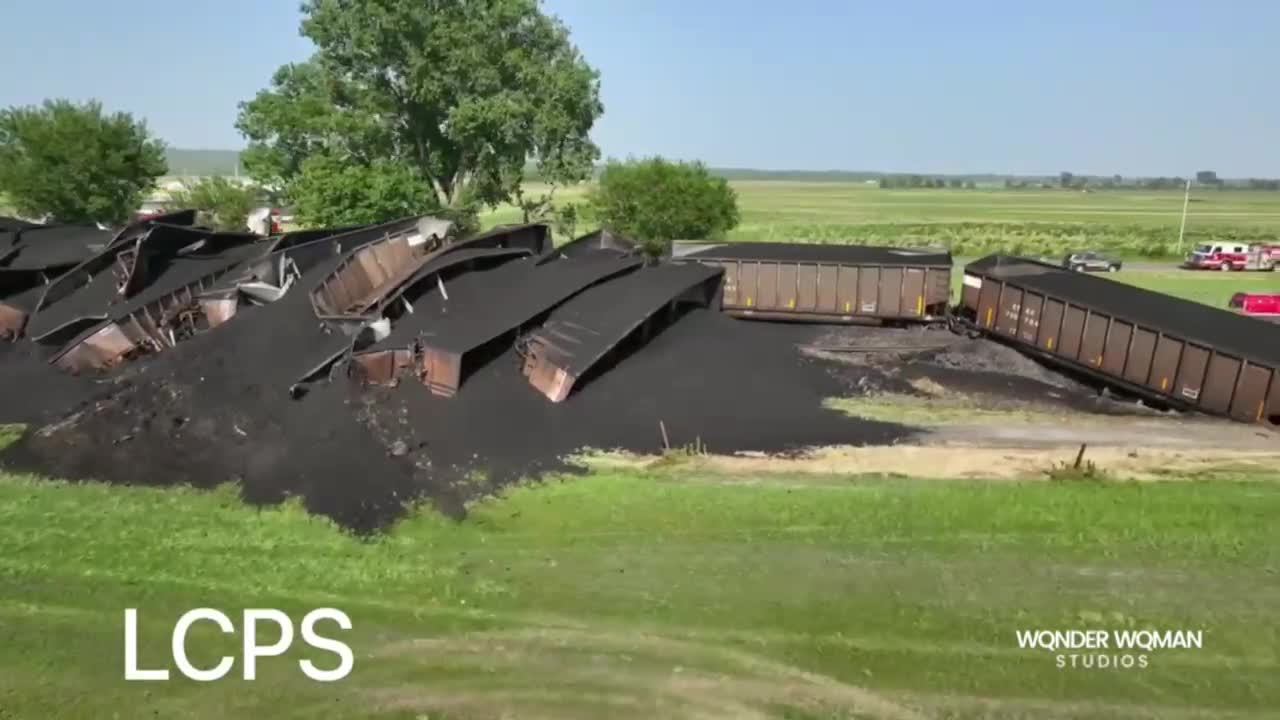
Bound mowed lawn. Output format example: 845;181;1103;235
1116;270;1280;307
1;458;1278;719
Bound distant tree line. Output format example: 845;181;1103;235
994;169;1280;192
879;175;976;189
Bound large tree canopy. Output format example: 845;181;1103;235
237;0;603;224
0;99;167;225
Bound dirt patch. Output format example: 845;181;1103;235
596;444;1280;482
808;326;1169;418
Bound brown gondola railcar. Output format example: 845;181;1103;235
676;242;952;324
961;255;1280;427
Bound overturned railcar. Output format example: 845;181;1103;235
677;242;952;323
960;255;1280;427
519;262;723;402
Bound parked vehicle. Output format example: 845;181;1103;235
1061;250;1122;272
1229;292;1280;322
1183;243;1278;271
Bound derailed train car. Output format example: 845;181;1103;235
676;242;952;324
960;255;1280;426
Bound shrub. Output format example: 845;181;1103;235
587;157;739;256
288;155;442;227
170;177;260;232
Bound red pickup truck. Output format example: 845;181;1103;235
1229;292;1280;321
1185;243;1280;271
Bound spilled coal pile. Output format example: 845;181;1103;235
0;219;913;532
1;308;906;531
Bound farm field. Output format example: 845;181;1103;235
2;463;1278;719
485;182;1280;258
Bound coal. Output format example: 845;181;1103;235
423;254;644;354
1;225;113;270
684;241;952;267
0;250;421;531
25;268;119;340
355;310;911;502
1;298;911;531
0;340;114;424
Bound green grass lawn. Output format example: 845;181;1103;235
1116;270;1280;306
1;464;1277;719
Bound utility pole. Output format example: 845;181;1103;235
1177;178;1192;253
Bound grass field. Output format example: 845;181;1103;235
1;465;1277;719
1116;270;1280;306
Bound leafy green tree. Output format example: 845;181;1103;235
0;99;166;224
587;157;739;256
551;202;580;241
1059;171;1074;188
288;155;444;228
170;177;260;232
236;0;602;226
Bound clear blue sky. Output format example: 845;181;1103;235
2;0;1276;176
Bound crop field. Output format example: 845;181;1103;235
2;460;1278;719
485;180;1279;308
488;182;1280;258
